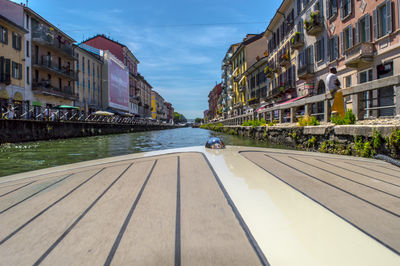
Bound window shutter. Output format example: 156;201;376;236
340;0;344;19
309;46;314;66
12;33;16;49
386;0;392;34
0;26;2;43
348;0;352;16
4;28;8;44
349;24;353;48
327;38;331;60
355;21;359;44
19;63;22;79
5;59;10;76
319;0;324;17
340;31;344;55
18;36;21;50
12;61;15;78
314;42;318;61
335;36;339;59
366;14;371;42
326;0;331;17
0;57;4;78
333;0;338;15
321;37;325;60
373;9;378;40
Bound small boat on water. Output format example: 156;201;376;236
0;146;399;265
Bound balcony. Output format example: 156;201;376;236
0;74;11;85
269;80;295;98
297;64;315;80
305;15;324;36
32;28;74;59
344;42;374;69
290;33;304;50
279;53;290;67
33;56;78;80
32;81;78;101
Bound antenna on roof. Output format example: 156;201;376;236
26;0;28;6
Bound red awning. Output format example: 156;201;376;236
276;95;308;106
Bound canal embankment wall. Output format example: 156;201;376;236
209;125;400;159
0;120;179;144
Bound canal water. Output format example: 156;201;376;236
0;127;283;177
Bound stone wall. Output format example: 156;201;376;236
216;125;400;159
0;120;178;144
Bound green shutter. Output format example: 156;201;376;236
12;61;15;78
366;14;371;42
373;9;378;40
386;0;392;34
355;21;359;44
5;59;10;76
19;63;22;80
4;28;8;44
18;35;21;50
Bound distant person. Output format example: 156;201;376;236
8;105;14;119
325;67;341;107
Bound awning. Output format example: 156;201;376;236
0;89;9;99
94;111;114;116
14;92;23;101
55;105;80;110
276;95;308;106
32;101;42;107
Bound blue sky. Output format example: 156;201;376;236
13;0;281;118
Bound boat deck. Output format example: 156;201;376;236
0;146;399;265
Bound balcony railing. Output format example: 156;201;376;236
0;73;11;84
279;53;290;67
32;28;74;58
32;81;78;101
269;80;295;98
305;15;324;36
290;33;304;50
344;42;374;69
297;64;315;80
33;56;78;80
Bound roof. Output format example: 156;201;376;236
0;14;28;33
231;33;265;59
74;44;103;62
83;34;139;63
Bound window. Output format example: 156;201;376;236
328;35;339;61
82;56;85;73
83;78;85;88
0;26;8;44
88;59;90;74
314;37;324;62
356;15;371;43
341;25;353;53
12;32;22;50
359;69;373;84
58;78;62;89
345;75;351;88
26;14;29;29
26;66;29;84
11;61;22;79
374;0;392;39
26;41;29;57
327;0;338;18
341;0;352;19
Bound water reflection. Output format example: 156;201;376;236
0;127;278;177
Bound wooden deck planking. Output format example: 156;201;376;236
40;160;155;266
180;153;262;266
241;151;400;254
0;164;130;265
0;168;102;242
109;157;178;266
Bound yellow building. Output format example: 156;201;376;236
74;44;103;113
151;92;156;119
0;14;28;114
231;34;267;116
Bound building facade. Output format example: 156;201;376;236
74;44;103;113
151;90;165;121
231;34;268;117
220;43;239;118
82;35;140;115
136;73;152;118
208;83;222;120
0;14;28;115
